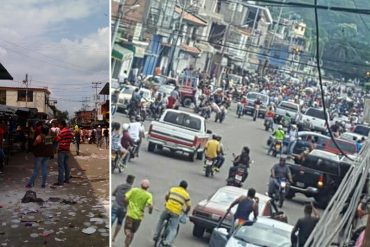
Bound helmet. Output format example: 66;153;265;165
291;124;297;129
122;123;130;131
278;125;283;130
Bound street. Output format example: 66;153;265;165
0;144;109;247
111;107;313;247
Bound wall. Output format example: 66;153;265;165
6;90;47;113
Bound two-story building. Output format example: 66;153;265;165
0;87;54;118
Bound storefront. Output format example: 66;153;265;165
111;44;134;80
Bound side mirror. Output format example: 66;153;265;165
206;130;213;134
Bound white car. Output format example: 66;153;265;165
116;86;152;112
299;107;331;133
340;132;365;142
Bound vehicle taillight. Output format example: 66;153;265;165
193;136;198;147
317;175;324;188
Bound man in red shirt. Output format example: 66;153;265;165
54;120;73;186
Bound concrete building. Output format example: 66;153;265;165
0;87;53;117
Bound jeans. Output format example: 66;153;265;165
215;155;225;169
75;140;80;153
97;137;102;148
154;210;180;246
29;157;48;186
58;151;70;184
111;205;126;225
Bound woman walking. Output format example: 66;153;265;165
26;126;54;188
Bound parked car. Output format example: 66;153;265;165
340;131;365;142
116;86;152;112
244;92;269;117
147;109;209;161
352;125;370;138
286;149;352;208
209;217;293;247
143;75;177;89
189;186;287;238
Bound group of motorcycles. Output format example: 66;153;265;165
194;92;231;123
126;97;165;122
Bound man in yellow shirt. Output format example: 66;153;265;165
153;181;191;246
204;135;221;159
124;179;153;247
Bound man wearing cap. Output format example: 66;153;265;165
124;179;153;247
112;174;135;242
153;180;192;246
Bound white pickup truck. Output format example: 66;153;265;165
298;107;330;133
275;101;300;122
147;109;210;161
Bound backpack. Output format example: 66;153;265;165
21;190;44;203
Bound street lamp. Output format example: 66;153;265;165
111;3;141;47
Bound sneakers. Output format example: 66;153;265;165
214;167;220;173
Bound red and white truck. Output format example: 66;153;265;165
147;109;210;161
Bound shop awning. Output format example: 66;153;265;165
0;63;13;80
112;44;134;61
180;44;202;56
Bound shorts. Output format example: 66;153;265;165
112;206;126;225
124;216;141;233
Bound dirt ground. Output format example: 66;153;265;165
0;143;109;247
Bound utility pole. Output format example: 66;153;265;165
166;0;186;77
217;3;237;86
92;82;102;121
112;0;126;47
81;97;90;111
22;74;29;108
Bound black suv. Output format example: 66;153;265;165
286;149;352;208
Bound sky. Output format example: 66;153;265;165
0;0;109;115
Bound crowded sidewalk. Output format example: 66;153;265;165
0;143;109;247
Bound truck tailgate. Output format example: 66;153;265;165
149;121;198;147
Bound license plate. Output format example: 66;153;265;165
206;160;213;165
211;214;220;220
296;182;305;188
235;175;242;181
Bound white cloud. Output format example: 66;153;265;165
0;0;108;113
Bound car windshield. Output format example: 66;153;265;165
305;108;326;120
279;102;298;112
247;93;269;104
211;190;242;205
233;222;291;247
121;87;135;95
353;126;370;137
163;112;201;131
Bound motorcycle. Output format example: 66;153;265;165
264;118;274;131
271;178;289;208
204;157;216;177
215;105;226;123
253;104;260;121
272;140;282;157
149;102;164;120
236;102;247;118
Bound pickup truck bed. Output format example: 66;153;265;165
147;109;209;161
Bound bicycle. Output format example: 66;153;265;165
154;214;181;247
111;151;127;173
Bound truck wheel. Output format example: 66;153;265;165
182;98;193;108
192;224;205;238
196;151;203;160
188;151;196;162
148;142;156;152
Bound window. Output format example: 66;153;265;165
278;102;298;112
17;90;33;102
354;126;370;137
305;108;326;120
163;112;201;131
0;90;5;105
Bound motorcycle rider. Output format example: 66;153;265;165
267;125;285;155
264;106;275;131
129;89;143;116
204;135;221;168
287;125;298;154
167;86;180;109
214;135;225;172
228;146;251;183
120;124;134;164
227;188;259;225
268;156;293;207
128;116;145;158
150;93;164;118
153;180;191;246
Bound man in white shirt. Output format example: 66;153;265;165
128;116;145;157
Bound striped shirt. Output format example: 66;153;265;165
165;186;191;216
56;127;73;152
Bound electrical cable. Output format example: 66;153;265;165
314;0;353;161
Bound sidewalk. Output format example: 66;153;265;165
0;144;109;247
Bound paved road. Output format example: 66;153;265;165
111;109;312;247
